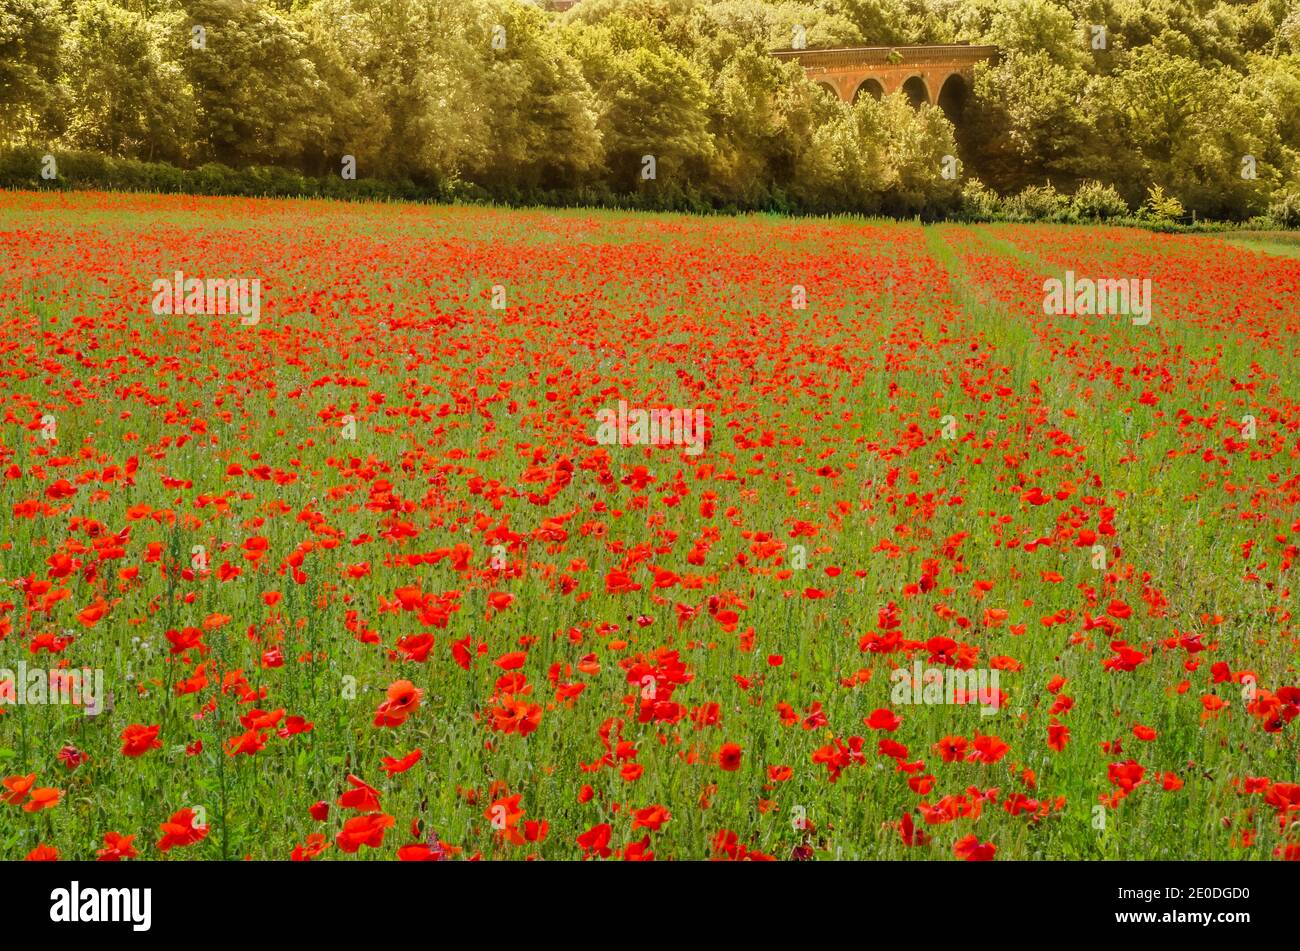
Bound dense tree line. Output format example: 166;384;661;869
3;0;1300;221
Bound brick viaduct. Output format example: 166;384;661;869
771;44;998;120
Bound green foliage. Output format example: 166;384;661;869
694;0;862;64
1003;182;1070;220
470;0;603;190
1070;179;1130;219
984;0;1084;67
964;52;1092;193
1142;182;1186;221
570;12;715;187
0;145;437;200
173;0;329;167
1088;48;1278;218
792;92;960;216
959;176;1001;218
62;1;194;163
831;0;913;45
299;0;492;185
1267;185;1300;226
0;0;67;142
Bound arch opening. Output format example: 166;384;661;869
901;76;929;109
853;78;884;103
815;81;839;100
936;73;967;123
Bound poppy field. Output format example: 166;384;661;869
0;189;1298;862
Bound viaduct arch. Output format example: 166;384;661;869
773;44;997;121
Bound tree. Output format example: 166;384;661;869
1246;52;1300;179
178;0;328;167
62;1;194;163
1088;47;1278;217
693;0;863;68
827;0;915;45
468;0;603;191
0;0;65;144
963;51;1094;193
569;14;715;189
705;46;837;205
984;0;1086;68
792;91;959;215
299;0;493;185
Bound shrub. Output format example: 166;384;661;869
1268;188;1300;228
1070;181;1129;220
959;178;1001;220
1004;184;1069;222
1141;184;1185;223
0;148;447;203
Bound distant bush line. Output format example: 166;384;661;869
5;147;1296;232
